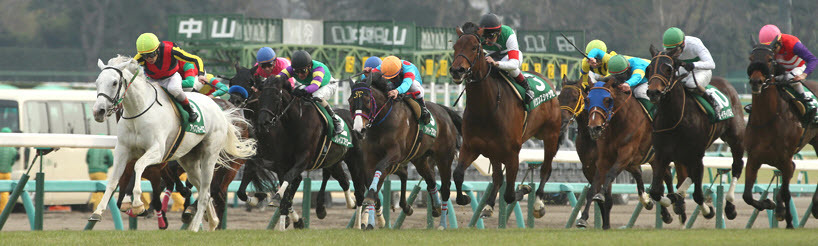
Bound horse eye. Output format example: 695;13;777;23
472;46;477;51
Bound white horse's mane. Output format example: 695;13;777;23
107;54;133;66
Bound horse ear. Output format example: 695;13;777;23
476;28;484;37
561;75;568;86
750;34;758;46
97;59;106;70
234;62;242;72
649;44;659;57
456;26;464;37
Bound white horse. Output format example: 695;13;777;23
89;56;256;232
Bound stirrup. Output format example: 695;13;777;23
744;104;752;114
188;111;199;123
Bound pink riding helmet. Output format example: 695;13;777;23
759;24;781;45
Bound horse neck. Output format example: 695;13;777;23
120;73;151;117
367;88;402;135
750;85;783;119
464;69;504;117
654;82;689;127
610;92;642;128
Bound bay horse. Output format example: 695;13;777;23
584;77;657;229
253;75;363;231
90;56;256;232
745;43;818;228
558;77;673;227
348;72;462;230
646;46;746;224
227;65;361;225
449;22;561;219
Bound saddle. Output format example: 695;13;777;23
777;86;818;124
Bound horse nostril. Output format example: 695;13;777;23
96;108;105;116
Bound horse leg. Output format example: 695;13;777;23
329;162;355;210
414;156;442;218
577;162;596;228
596;158;628;230
778;162;795;229
275;176;299;231
533;149;554;219
742;157;774;211
627;165;653;210
648;156;671;205
183;163;203;231
148;172;168;230
435;151;455;229
453;147;480;205
482;160;503;219
91;149;130;221
501;154;520;205
287;176;305;229
689;160;715;220
129;148;163;215
720;128;745;220
315;168;332;220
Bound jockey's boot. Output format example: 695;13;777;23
181;102;198;123
414;97;431;124
515;73;534;105
796;93;818;121
705;91;724;114
324;104;344;137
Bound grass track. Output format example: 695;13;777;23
3;229;818;246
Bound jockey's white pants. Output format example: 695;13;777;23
312;82;338;107
633;83;649;100
500;53;523;77
146;69;188;103
777;65;808;95
678;68;713;92
406;79;425;99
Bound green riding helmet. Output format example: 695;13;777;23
663;27;685;49
607;55;630;75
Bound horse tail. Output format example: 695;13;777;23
217;107;257;168
442;105;463;148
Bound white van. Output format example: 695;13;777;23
0;89;117;205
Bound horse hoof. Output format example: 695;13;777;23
89;213;102;221
316;207;327;220
725;202;737;220
285;217;291;229
702;205;716;219
762;199;776;210
432;206;442;218
533;200;545;219
119;202;131;212
480;205;493;219
269;194;282;207
456;194;471;206
293;218;305;229
575;219;588;228
362;189;378;206
672;201;686;216
404;206;414;216
437;225;445;230
667;193;683;203
661;208;673;224
679;213;687;224
515;185;532;201
365;224;374;231
182;207;196;224
812;203;818;219
592;193;605;203
644;200;654;210
775;203;787;221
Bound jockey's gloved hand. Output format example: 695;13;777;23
682;62;695;72
292;88;310;97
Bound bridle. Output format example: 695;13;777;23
257;87;296;129
586;83;631;134
560;83;587;127
748;44;796;94
648;53;688;133
351;85;395;130
96;67;159;120
452;33;493;84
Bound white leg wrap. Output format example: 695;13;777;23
276;216;287;231
354;206;363;230
640;193;652;207
726;177;738;203
376;208;385;228
344;190;356;209
701;203;712;214
659;196;672;207
276;181;290;197
248;196;259;207
361;207;370;226
289;207;300;222
677;177;693;196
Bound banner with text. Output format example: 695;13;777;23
169;14;282;44
282;19;323;45
324;21;416;50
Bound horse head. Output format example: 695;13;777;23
228;63;262;107
450;22;486;84
586;77;624;140
348;72;391;135
558;76;587;131
747;43;784;94
93;56;140;123
646;44;685;103
255;76;293;135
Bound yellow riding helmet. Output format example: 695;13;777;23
381;56;403;79
585;39;607;54
136;33;160;54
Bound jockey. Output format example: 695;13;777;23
582;40;619;87
479;13;534;104
361;56;382;80
178;61;228;97
754;24;818;115
662;27;722;112
134;33;202;122
276;50;343;135
363;56;431;124
254;47;295;88
607;54;651;101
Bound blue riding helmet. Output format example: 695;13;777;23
585;81;614;119
228;85;249;99
364;56;382;69
256;47;276;63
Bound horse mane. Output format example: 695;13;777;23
461;22;479;35
365;72;391;93
107;54;134;66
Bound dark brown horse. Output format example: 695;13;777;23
252;76;363;231
449;22;561;219
348;72;462;229
584;77;657;229
745;43;818;228
558;77;674;227
646;45;746;224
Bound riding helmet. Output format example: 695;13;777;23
607;55;630;75
291;50;312;70
256;47;276;63
758;24;782;45
662;27;685;49
136;33;160;54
